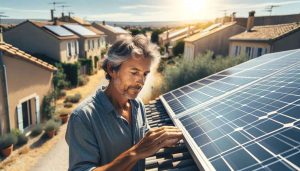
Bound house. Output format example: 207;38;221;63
0;42;56;134
61;23;104;71
159;26;202;56
92;22;130;45
159;26;201;47
229;12;300;58
183;19;245;60
3;20;80;63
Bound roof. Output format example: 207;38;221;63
230;22;300;42
0;42;57;72
28;20;79;40
184;22;239;43
70;16;91;26
160;26;196;41
62;24;101;38
145;99;199;171
92;23;130;34
84;25;105;35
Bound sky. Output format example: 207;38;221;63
0;0;300;22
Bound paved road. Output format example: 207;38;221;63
31;124;69;171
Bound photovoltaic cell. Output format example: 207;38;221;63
160;49;300;171
63;24;97;36
43;25;74;37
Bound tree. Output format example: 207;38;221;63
172;41;185;56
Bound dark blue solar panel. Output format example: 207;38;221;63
44;25;74;37
162;50;300;116
161;49;300;171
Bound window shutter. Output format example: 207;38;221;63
17;104;24;132
35;96;40;124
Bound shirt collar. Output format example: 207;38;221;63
96;89;140;115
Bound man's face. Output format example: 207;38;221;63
110;56;152;99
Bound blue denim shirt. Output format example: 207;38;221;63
65;89;149;171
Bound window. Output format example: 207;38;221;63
264;48;268;54
74;41;78;55
88;40;91;50
68;42;72;56
98;38;101;48
234;46;241;56
92;40;95;49
246;47;251;58
257;48;262;57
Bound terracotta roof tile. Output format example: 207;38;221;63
0;42;57;72
230;22;300;41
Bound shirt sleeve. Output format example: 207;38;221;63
139;99;151;133
65;113;100;171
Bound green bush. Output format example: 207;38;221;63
64;93;81;103
172;41;185;56
0;133;18;149
64;102;73;108
31;124;43;137
162;51;248;92
16;133;28;146
42;92;56;119
59;90;66;97
78;75;89;86
53;64;70;90
79;59;93;75
62;62;80;87
44;120;59;133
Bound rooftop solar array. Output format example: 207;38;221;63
63;24;97;36
43;25;74;37
160;49;300;171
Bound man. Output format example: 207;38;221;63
66;35;183;171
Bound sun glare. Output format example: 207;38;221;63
181;0;207;20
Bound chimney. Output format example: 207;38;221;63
53;17;58;25
61;12;65;18
102;20;106;25
247;11;255;32
231;12;236;22
50;9;55;21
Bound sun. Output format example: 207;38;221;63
183;0;206;14
180;0;207;20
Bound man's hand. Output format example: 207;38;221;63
130;126;183;160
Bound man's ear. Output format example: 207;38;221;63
107;62;115;79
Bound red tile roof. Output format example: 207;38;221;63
0;42;57;72
230;22;300;42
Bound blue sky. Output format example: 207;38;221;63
0;0;300;22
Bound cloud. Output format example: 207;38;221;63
0;7;48;13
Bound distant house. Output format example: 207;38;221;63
183;20;245;60
3;20;80;63
0;42;56;134
159;26;201;47
229;14;300;58
58;15;106;50
92;22;130;45
61;23;104;71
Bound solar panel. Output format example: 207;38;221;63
63;24;97;36
43;25;74;37
160;49;300;170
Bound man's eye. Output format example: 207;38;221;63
131;72;138;75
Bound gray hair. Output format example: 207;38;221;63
102;34;159;80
